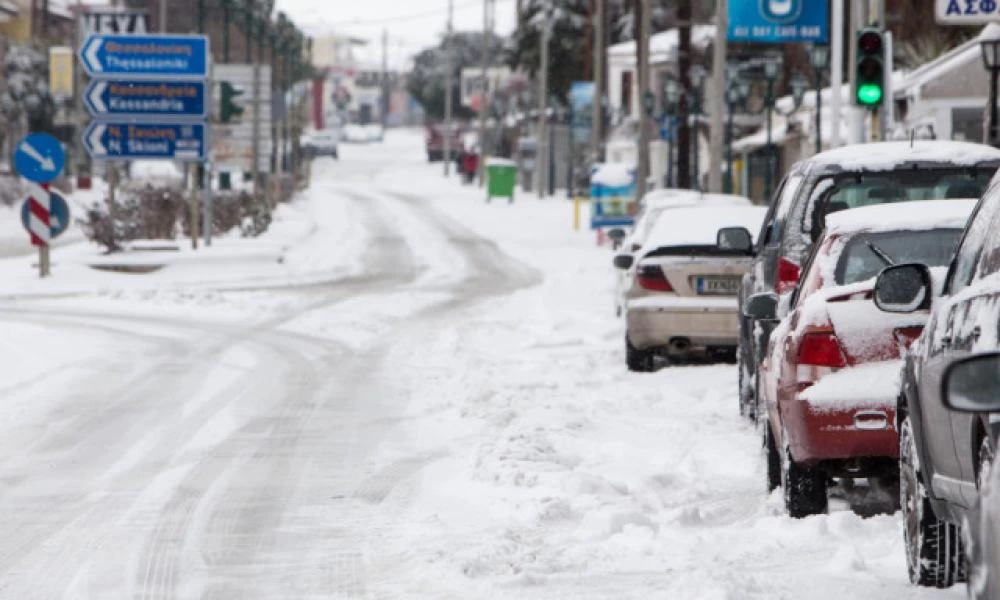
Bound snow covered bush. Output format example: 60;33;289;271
0;176;24;208
80;185;185;253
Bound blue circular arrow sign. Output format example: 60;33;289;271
14;133;65;184
21;190;71;240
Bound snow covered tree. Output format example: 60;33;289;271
507;0;590;105
408;32;506;121
0;46;56;137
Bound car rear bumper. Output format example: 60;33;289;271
626;301;739;351
781;400;898;466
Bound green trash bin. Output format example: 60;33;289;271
486;159;518;203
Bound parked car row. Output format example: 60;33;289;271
612;140;1000;595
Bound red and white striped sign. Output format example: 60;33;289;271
25;182;51;247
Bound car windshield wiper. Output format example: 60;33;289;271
866;241;896;267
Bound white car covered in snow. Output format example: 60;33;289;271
612;190;753;316
614;205;767;371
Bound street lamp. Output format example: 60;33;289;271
808;44;830;155
724;64;749;195
663;76;681;188
751;55;807;202
689;66;707;191
981;38;1000;147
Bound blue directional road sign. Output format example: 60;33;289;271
79;34;209;79
84;80;208;119
14;133;65;184
83;122;208;161
21;190;71;240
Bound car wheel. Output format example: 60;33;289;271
780;427;828;518
900;412;964;588
763;421;781;493
626;338;654;373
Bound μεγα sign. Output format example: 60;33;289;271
728;0;829;44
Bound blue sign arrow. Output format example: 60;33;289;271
84;80;208;119
14;133;65;184
79;34;209;79
21;190;71;240
83;122;208;161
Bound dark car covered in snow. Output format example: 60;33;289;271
872;167;1000;588
739;141;1000;423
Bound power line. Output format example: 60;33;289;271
322;0;513;29
314;0;513;28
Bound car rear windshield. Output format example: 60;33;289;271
808;168;993;237
643;245;748;259
835;229;963;285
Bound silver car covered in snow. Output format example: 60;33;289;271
615;205;767;371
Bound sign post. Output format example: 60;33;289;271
14;134;66;278
80;33;210;250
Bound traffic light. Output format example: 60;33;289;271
855;28;885;108
219;82;245;124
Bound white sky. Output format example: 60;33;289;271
275;0;518;68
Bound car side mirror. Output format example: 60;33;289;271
613;254;635;270
744;292;779;321
874;263;933;313
717;227;754;255
607;228;628;243
943;353;1000;413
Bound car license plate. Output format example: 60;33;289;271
697;276;740;295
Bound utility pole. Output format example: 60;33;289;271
831;0;843;147
382;28;389;129
160;0;167;32
477;0;494;185
443;0;454;177
635;0;651;200
677;0;692;189
707;0;727;193
591;0;604;164
537;3;552;198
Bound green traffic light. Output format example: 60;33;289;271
856;84;883;106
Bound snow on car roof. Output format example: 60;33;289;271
642;188;752;209
823;199;976;237
644;205;767;248
809;141;1000;170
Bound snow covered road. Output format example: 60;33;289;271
0;132;964;599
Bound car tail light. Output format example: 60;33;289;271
637;265;674;292
797;332;847;368
775;257;801;294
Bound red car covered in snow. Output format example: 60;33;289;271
745;200;976;518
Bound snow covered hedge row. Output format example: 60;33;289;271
80;184;273;253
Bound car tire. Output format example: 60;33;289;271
900;413;965;588
780;427;828;518
763;422;781;493
626;338;654;373
977;436;994;492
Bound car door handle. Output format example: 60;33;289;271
939;336;952;349
972;326;982;341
